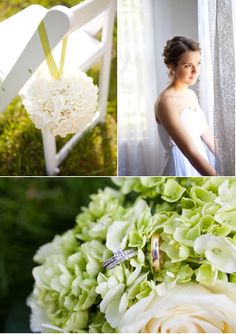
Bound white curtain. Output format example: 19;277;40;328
118;0;164;175
198;0;235;175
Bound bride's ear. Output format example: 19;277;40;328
167;65;176;79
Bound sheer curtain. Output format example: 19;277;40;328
118;0;163;175
198;0;235;175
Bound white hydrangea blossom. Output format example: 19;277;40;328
21;68;98;137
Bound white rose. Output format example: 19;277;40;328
118;280;236;333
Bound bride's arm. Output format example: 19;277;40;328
201;127;217;156
191;90;217;157
157;98;217;176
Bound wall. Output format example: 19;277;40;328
152;0;198;94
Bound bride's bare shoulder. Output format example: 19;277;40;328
155;91;178;114
155;91;179;123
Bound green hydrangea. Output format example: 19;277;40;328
28;177;236;332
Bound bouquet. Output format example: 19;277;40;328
28;177;236;333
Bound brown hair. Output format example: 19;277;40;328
163;36;201;69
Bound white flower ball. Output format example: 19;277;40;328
21;68;98;137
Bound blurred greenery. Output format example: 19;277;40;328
0;177;114;332
0;0;117;176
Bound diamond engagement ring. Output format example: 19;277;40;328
103;248;137;270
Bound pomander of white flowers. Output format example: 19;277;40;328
21;67;98;137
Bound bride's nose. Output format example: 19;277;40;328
191;65;197;73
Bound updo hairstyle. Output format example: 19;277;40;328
163;36;201;69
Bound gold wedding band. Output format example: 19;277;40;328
151;234;162;271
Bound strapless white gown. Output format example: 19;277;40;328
158;107;209;176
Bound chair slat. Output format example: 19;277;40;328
70;0;111;33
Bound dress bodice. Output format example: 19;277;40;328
158;106;208;150
157;106;210;176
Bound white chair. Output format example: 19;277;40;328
0;0;116;175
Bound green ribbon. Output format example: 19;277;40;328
38;21;67;80
58;37;67;79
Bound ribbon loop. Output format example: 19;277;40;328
38;21;67;80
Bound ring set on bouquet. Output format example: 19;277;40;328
103;234;162;271
103;248;137;270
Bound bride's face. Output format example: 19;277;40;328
174;51;201;86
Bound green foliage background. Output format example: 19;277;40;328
0;177;114;332
0;0;117;176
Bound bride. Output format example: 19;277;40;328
155;36;217;176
